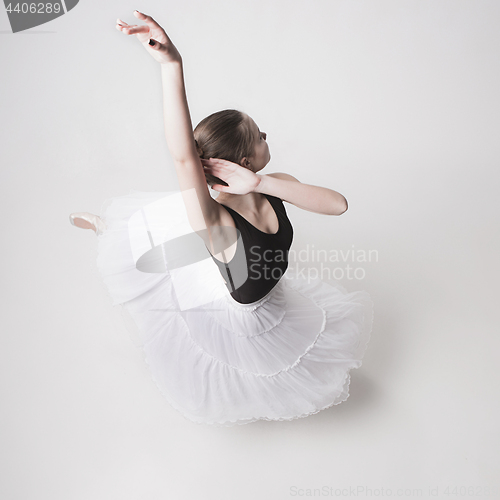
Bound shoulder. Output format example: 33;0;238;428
265;172;301;183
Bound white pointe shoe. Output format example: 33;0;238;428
69;212;107;236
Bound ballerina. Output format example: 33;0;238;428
69;10;374;426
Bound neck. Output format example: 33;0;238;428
216;191;266;212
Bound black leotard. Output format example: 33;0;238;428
207;194;294;304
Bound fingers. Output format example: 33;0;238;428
120;24;149;35
211;185;228;193
202;158;226;162
202;161;225;178
202;163;223;173
201;158;231;167
116;20;137;33
133;10;163;30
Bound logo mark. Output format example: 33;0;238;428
3;0;79;33
127;190;248;311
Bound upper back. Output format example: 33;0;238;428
206;193;294;304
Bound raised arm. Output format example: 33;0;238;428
116;11;221;233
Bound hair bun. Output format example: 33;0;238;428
194;139;204;158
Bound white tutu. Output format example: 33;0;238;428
95;189;374;426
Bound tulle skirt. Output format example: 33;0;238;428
95;189;374;426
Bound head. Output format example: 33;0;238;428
194;109;270;187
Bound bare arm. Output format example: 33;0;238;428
116;11;221;234
160;61;198;163
159;61;219;229
257;172;348;215
201;159;348;216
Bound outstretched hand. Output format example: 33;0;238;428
201;158;262;195
116;11;181;65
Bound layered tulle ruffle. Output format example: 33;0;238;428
95;189;374;426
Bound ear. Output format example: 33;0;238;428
240;157;251;169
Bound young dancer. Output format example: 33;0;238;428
69;11;373;426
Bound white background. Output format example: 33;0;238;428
1;1;499;499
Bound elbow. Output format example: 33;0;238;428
342;198;348;214
333;197;348;216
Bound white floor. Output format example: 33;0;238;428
1;1;499;499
